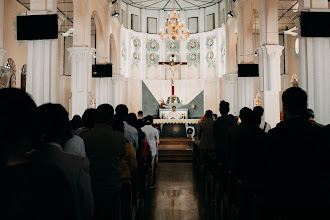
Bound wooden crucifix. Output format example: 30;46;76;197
159;54;187;96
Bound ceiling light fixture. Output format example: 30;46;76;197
227;11;234;18
159;0;189;41
112;12;119;17
111;0;117;4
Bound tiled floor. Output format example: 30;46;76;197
145;163;216;220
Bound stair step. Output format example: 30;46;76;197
158;144;192;150
158;150;193;155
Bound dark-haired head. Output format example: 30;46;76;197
38;103;69;145
0;89;39;167
144;115;153;125
138;111;143;116
96;104;114;125
112;116;124;133
115;104;128;121
282;87;307;120
219;101;230;116
253;106;264;118
82;108;96;129
70;115;82;130
205;110;213;119
127;113;138;128
239;107;253;124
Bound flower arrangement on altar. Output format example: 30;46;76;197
159;99;166;108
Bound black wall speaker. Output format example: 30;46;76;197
17;14;58;40
301;12;330;37
92;64;112;78
238;64;259;77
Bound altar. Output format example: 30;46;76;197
159;109;188;119
154;119;199;138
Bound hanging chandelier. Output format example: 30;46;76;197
159;8;190;41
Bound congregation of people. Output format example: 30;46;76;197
1;86;330;220
197;87;330;219
0;88;159;220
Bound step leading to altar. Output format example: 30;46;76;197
158;138;193;162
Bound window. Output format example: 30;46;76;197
147;17;157;34
188;17;198;34
207;13;215;31
131;14;140;32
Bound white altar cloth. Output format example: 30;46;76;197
153;119;200;124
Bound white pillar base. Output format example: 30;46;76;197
224;73;238;115
0;48;6;66
68;47;94;116
26;40;58;106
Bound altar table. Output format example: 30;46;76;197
153;119;200;138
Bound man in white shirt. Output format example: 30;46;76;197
167;106;181;119
141;115;159;187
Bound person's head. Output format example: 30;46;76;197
253;106;264;118
112;116;124;133
306;108;315;120
282;87;307;120
82;108;96;129
138;111;143;118
172;106;176;112
239;107;253;124
115;104;129;121
70;115;82;130
205;110;213;119
213;114;218;120
96;104;114;125
144;115;154;125
0;89;39;167
127;113;138;128
38;103;69;146
219;101;230;116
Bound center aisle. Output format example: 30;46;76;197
145;163;216;220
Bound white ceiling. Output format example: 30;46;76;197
121;0;222;10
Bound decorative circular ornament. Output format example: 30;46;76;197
150;42;156;49
133;52;139;60
295;38;299;55
209;39;214;46
190;41;197;49
190;53;197;61
170;43;176;50
149;54;156;61
208;52;214;60
133;39;138;47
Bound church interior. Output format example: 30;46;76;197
1;0;330;219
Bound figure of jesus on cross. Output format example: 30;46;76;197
159;54;187;96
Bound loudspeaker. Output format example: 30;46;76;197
301;12;330;37
238;64;259;77
92;64;112;78
17;14;58;40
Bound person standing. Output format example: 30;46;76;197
141;115;159;187
198;110;215;161
253;106;271;133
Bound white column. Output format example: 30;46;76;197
224;73;238;115
140;34;146;80
26;0;58;106
159;35;166;80
257;45;283;128
68;47;94;116
112;75;124;108
0;0;4;50
296;0;330;124
140;9;147;33
0;49;6;67
200;33;206;79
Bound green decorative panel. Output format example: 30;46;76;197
146;39;160;67
206;36;216;67
132;38;141;67
166;40;180;61
186;38;200;67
